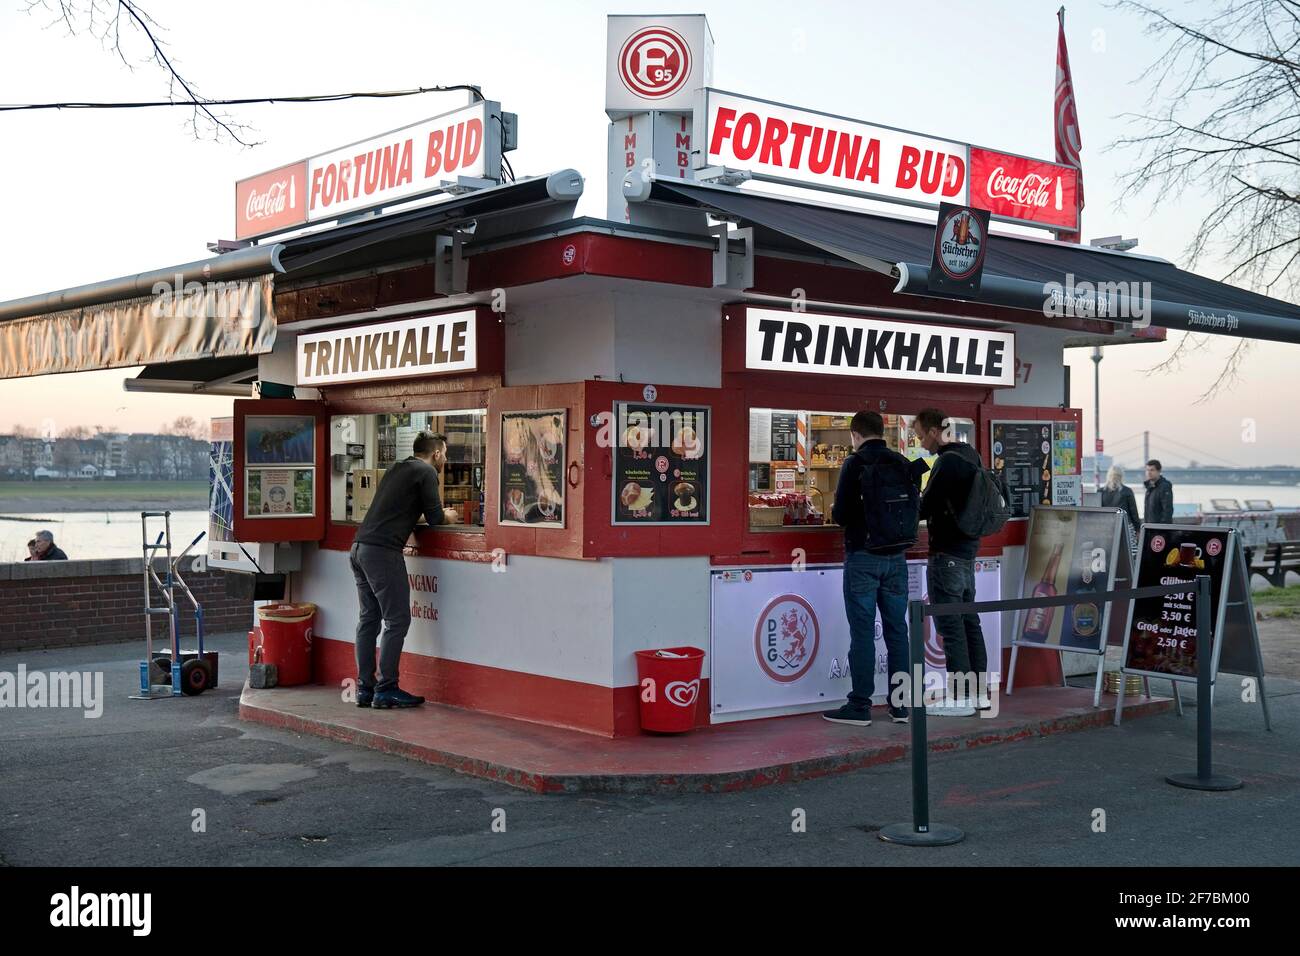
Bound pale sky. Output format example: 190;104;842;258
0;0;1296;463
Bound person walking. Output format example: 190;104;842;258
350;432;458;710
824;411;925;727
913;408;986;716
1100;464;1140;550
1143;459;1175;526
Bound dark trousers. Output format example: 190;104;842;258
842;549;910;710
927;554;987;684
350;542;411;692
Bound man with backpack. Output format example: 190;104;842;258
824;411;926;727
913;407;1008;715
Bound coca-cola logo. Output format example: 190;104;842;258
245;179;297;222
985;166;1056;209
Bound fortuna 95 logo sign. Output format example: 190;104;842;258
618;26;691;99
754;595;819;683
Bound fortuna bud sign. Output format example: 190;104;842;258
296;311;478;386
969;147;1079;231
743;307;1015;387
235;101;507;240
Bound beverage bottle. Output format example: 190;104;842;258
1054;176;1063;211
1022;542;1064;641
289;175;297;210
1064;540;1100;647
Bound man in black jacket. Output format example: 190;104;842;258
350;432;458;710
824;411;925;727
913;408;985;714
1143;459;1175;526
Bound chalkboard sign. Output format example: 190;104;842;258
499;410;566;527
612;402;709;525
991;420;1051;519
1121;525;1233;679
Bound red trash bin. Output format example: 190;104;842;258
254;603;316;686
634;646;705;733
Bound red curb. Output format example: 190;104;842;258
239;684;1175;795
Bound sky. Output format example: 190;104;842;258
0;0;1296;464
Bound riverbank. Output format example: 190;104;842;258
0;481;207;514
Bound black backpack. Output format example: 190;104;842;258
858;449;920;554
954;461;1011;538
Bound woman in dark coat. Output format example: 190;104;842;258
1100;465;1140;548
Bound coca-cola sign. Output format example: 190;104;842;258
235;163;308;241
969;147;1079;231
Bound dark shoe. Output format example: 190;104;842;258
372;687;425;709
888;706;910;724
822;704;871;726
356;686;374;708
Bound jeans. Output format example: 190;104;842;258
927;554;987;681
842;549;909;710
350;542;411;692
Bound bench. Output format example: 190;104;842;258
1248;540;1300;589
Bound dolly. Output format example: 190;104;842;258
130;511;218;700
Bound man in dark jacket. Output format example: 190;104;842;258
913;408;984;715
350;432;458;710
26;530;68;561
1143;459;1174;526
824;411;925;727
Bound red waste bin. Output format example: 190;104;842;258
634;646;705;733
254;603;316;686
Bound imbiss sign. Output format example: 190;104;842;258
743;307;1015;388
235;101;507;240
698;89;1080;230
296;311;477;387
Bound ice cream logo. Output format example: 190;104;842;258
754;595;820;683
664;679;699;707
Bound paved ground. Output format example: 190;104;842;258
1;632;1296;867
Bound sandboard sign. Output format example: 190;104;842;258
1114;525;1270;729
1006;506;1131;708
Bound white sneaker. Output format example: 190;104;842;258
925;697;977;717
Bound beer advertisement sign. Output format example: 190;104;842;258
928;203;991;297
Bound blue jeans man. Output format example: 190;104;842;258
825;549;911;725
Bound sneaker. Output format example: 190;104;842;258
925;698;976;717
356;685;374;708
372;687;426;709
822;704;872;726
888;706;910;724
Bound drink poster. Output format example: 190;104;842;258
613;402;709;525
1014;506;1124;653
991;420;1051;518
499;410;566;527
1122;525;1232;679
1052;421;1078;476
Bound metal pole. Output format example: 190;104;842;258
1166;575;1242;791
1091;346;1102;489
880;600;965;846
1143;430;1149;468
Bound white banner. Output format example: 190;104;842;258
744;306;1015;387
709;561;1002;720
700;89;968;209
296;310;477;386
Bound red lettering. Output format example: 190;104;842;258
353;153;370;195
381;145;399;189
732;112;761;161
942;154;965;197
919;150;944;194
626;151;635;168
708;106;738;156
758;118;789;166
336;160;352;203
808;127;834;174
462;118;482;170
445;125;463;173
832;132;861;178
624;132;637;150
310;167;324;209
320;164;338;207
396;140;413;185
855;139;880;182
896;145;921;189
789;123;813;168
426;131;444;177
675;132;690;149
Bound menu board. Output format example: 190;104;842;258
1052;421;1078;475
244;414;316;519
1122;525;1231;679
499;410;566;527
770;412;799;463
990;420;1051;519
1014;507;1125;654
613;402;709;525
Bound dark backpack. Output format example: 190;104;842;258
858;449;920;554
954;461;1011;538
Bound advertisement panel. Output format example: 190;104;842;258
612;402;709;525
499;410;566;527
968;146;1079;231
606;14;714;116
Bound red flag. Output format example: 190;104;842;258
1055;7;1084;221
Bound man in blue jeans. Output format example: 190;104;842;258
913;407;986;715
824;411;924;726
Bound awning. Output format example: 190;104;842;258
0;245;283;379
124;356;258;397
641;180;1300;345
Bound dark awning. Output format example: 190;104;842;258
124;356;258;397
642;179;1300;345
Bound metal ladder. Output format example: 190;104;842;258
131;511;206;700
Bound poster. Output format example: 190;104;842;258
209;417;234;543
246;468;314;517
613;402;709;524
748;408;772;462
1052;474;1082;507
709;560;1002;720
499;410;566;527
1014;507;1124;653
244;415;315;465
991;420;1051;518
1052;421;1078;475
749;463;772;491
1122;525;1232;679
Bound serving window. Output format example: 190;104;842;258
746;407;974;532
329;409;487;530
